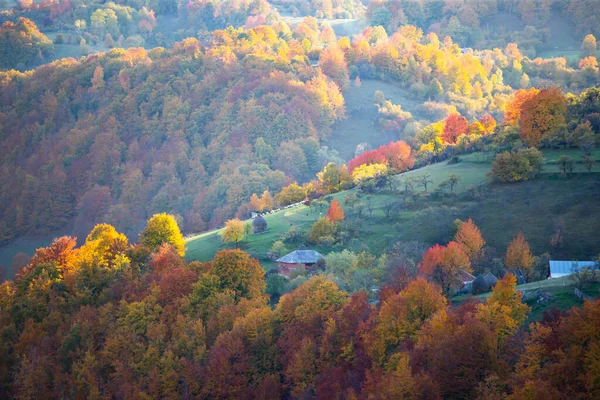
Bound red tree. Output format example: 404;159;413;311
442;114;469;144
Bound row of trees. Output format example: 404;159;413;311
1;214;598;398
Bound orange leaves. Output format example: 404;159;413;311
419;244;445;278
150;243;185;274
518;88;566;146
326;199;345;223
505;232;534;275
442;113;469;144
366;278;446;366
454;218;485;260
419;241;472;294
504;87;567;146
379;141;415;172
505;88;540;126
348;141;414;173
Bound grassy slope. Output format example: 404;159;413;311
326;79;425;160
454;275;600;324
186;148;600;266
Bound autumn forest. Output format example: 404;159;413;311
1;0;600;399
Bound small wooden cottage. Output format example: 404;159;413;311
276;249;324;278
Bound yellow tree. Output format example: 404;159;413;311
454;218;485;261
476;274;529;349
249;193;262;211
139;213;185;256
505;232;534;280
220;219;245;243
260;190;273;212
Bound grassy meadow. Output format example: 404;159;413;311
186;148;600;270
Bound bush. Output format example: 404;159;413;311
490;147;544;183
307;217;335;244
447;156;461;165
282;227;305;244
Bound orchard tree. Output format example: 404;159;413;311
326;199;345;222
220;219;246;243
140;213;185;256
557;155;575;177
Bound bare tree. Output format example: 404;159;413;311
417;174;433;192
448;174;460;193
382;201;396;217
366;196;374;219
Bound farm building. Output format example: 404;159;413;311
277;249;324;278
549;260;598;278
457;270;476;292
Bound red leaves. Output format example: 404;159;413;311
418;242;472;294
442;113;469;144
348;141;414;173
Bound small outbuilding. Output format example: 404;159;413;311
277;249;324;278
549;260;597;278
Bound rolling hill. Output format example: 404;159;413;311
186;148;600;269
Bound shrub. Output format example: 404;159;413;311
308;217;335;244
447;156;461;165
490;148;543;183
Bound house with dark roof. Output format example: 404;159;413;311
276;249;324;278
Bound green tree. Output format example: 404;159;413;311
557;155;575;177
139;213;185;256
371;8;392;30
307;217;335;244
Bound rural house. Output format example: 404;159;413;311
549;260;598;278
277;249;325;278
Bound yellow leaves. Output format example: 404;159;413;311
220;218;246;243
140;214;185;256
76;223;130;270
351;163;388;183
476;274;529;347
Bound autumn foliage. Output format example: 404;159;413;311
442;113;469;144
0;216;598;399
348;141;414;173
505;232;535;278
454;218;485;260
326;199;345;222
518;88;567;146
419;241;472;294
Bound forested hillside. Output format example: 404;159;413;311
1;0;600;399
0;28;344;243
1;217;599;399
